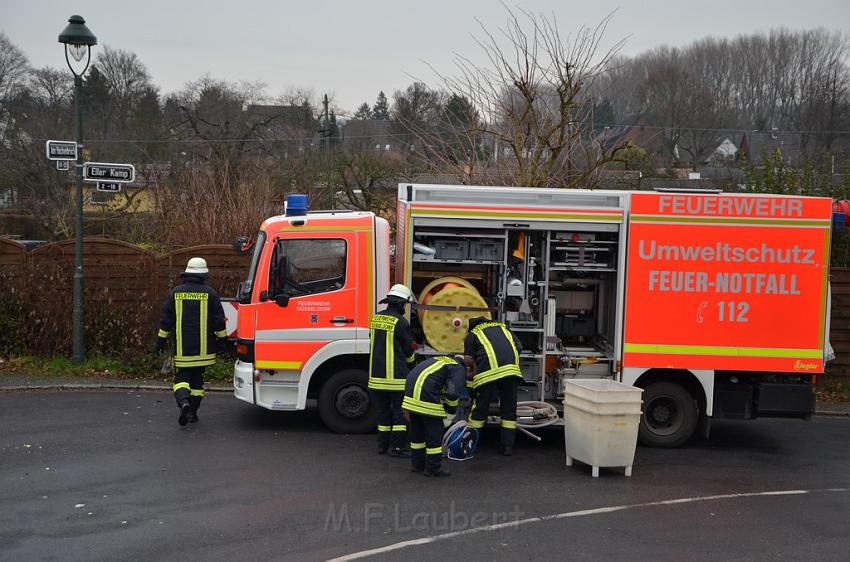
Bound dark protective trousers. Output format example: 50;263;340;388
173;366;205;414
409;414;445;473
469;377;519;449
374;390;407;451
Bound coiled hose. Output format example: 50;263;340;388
516;401;560;441
516;401;560;427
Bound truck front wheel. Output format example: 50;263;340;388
639;382;698;448
318;368;376;434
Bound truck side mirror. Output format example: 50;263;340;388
260;290;269;302
274;295;290;308
233;236;254;255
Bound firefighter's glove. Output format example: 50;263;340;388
155;338;166;355
217;337;230;354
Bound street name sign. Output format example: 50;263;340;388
45;140;78;161
83;162;135;183
96;182;122;192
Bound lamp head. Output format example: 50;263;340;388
59;15;97;68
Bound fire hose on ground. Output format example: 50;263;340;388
515;401;560;442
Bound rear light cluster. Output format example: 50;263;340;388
236;338;255;363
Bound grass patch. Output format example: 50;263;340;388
0;353;235;383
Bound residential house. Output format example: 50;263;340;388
738;130;803;164
339;119;400;153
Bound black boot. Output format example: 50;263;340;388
423;467;451;477
178;401;191;426
388;447;411;458
188;411;199;423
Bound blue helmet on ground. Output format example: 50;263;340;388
443;420;480;461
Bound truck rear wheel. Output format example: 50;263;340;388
318;368;376;434
639;382;698;448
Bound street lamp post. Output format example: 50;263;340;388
58;15;97;364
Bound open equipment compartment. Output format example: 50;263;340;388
399;184;628;411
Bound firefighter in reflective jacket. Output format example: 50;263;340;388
156;257;228;426
368;284;416;456
465;317;523;455
402;355;470;477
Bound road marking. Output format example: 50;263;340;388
326;487;849;561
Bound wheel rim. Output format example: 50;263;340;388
335;384;369;419
644;395;683;436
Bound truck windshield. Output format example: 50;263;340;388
241;231;266;299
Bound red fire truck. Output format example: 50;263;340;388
231;184;832;447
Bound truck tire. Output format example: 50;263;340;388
639;382;698;448
318;368;376;434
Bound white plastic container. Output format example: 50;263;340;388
563;379;643;477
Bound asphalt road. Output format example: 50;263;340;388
1;391;848;561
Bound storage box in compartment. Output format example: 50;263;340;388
434;239;469;260
468;239;504;261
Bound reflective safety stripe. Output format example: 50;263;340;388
175;298;184;357
406;353;415;364
174;354;216;368
444;397;459;408
214;329;227;338
190;389;205;397
384;321;393;377
256;360;301;370
474;326;499;372
368;378;406;391
377;425;392;432
471;364;522;388
468;417;486;429
501;419;517;429
172;382;191;392
402;396;445;417
158;329;170;338
426;447;442;455
623;343;823;359
410;442;426;450
392;425;407;432
199;298;208;358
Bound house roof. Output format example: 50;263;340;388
739;131;803;163
340;119;399;149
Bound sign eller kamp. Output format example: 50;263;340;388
83;162;135;184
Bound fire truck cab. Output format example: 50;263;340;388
234;185;833;447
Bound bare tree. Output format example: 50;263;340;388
332;148;406;216
0;32;29;134
413;5;627;187
93;46;153;134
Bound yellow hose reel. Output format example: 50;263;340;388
418;277;491;353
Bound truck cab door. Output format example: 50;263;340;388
253;232;358;374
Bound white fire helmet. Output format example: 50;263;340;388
385;284;413;302
184;257;209;275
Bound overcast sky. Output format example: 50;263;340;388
2;0;849;113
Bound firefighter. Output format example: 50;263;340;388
402;354;470;477
368;284;416;456
156;257;228;426
464;317;523;456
